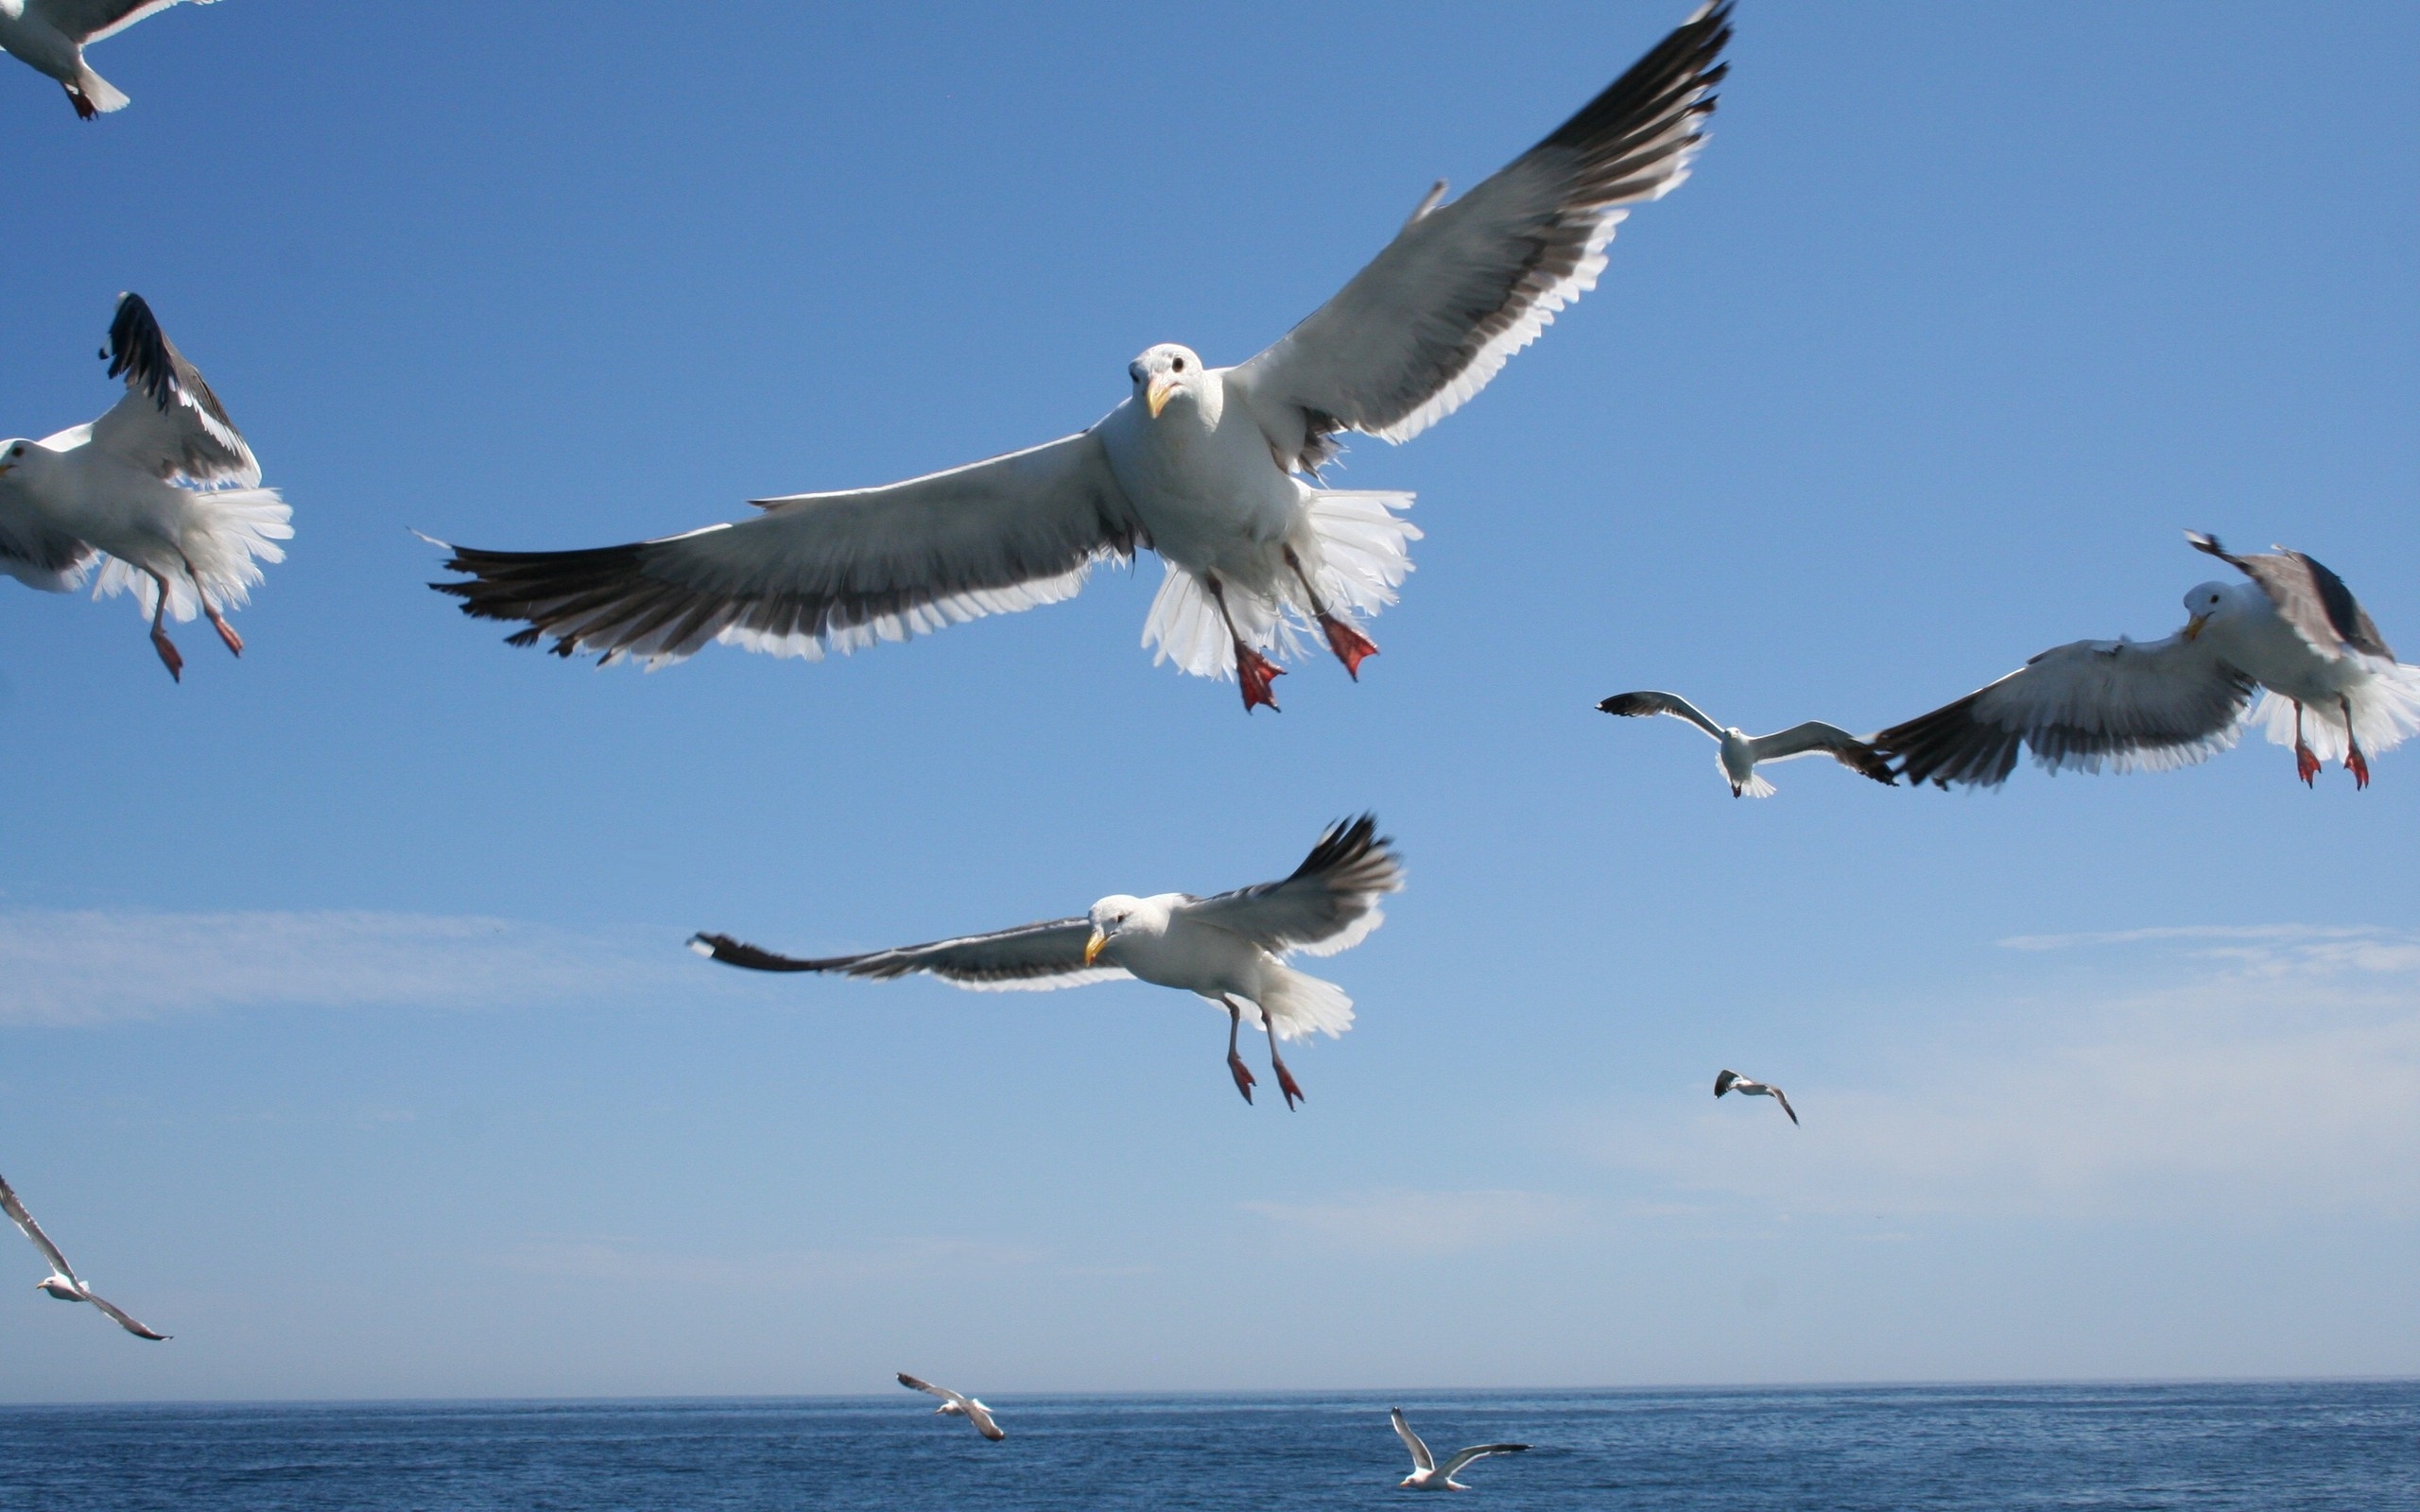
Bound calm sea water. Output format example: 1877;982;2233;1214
2;1381;2412;1510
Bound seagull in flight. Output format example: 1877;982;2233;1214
1;292;290;680
429;5;1730;713
1598;690;1893;797
691;816;1402;1109
0;1169;168;1340
1715;1069;1797;1125
897;1373;1005;1440
1392;1407;1530;1491
1873;533;2420;790
0;1;220;119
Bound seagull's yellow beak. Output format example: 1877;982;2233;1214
0;462;15;477
1146;373;1179;419
2184;613;2209;641
1083;927;1108;966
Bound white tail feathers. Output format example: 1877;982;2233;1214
1141;488;1418;680
75;68;130;114
1737;771;1777;799
1252;964;1356;1043
94;489;291;621
2252;664;2420;762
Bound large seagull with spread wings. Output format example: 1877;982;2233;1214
430;5;1730;712
691;816;1403;1108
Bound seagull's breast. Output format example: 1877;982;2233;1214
2219;605;2364;700
1098;386;1301;574
1105;916;1262;998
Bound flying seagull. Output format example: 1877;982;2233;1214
1;292;290;681
428;5;1730;713
1715;1069;1796;1125
1598;690;1893;797
1873;533;2420;790
1392;1407;1530;1491
0;1169;168;1340
0;1;219;119
897;1372;1005;1441
690;816;1403;1109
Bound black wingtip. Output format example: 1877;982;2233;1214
2187;529;2224;558
1598;692;1658;717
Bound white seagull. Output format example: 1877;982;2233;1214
0;1169;168;1340
1875;532;2420;790
1598;690;1893;798
1;292;290;681
430;5;1730;713
897;1372;1005;1441
690;816;1403;1109
1715;1068;1797;1125
0;1;220;119
1392;1407;1530;1491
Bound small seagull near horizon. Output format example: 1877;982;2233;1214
427;5;1730;713
690;816;1402;1109
1873;533;2420;790
897;1373;1005;1441
0;1;221;119
1392;1407;1530;1491
0;1170;168;1340
1715;1069;1797;1126
1;292;290;681
1598;690;1893;797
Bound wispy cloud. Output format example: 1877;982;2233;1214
495;1235;1047;1289
0;909;696;1026
1996;922;2420;976
1244;1188;1582;1256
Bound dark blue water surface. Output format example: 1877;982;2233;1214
2;1381;2412;1510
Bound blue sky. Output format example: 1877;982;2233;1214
2;1;2417;1401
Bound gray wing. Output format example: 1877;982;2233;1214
1180;815;1404;958
1230;4;1729;472
1744;721;1895;784
899;1372;961;1404
961;1400;1006;1441
1714;1070;1738;1097
1598;690;1724;741
0;1173;78;1282
81;1288;169;1340
1769;1087;1798;1126
2189;531;2394;662
86;293;260;488
1392;1408;1435;1472
691;918;1129;993
0;490;97;593
1873;633;2256;790
31;1;205;45
1439;1445;1531;1478
431;431;1140;667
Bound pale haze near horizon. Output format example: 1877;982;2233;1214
1;1;2416;1402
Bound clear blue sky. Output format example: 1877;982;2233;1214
3;1;2416;1401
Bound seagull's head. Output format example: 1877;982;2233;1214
35;1275;78;1301
0;439;42;484
1084;895;1146;965
2181;580;2238;640
1128;344;1207;421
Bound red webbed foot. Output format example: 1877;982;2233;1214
2295;742;2322;785
1317;613;1378;680
2348;747;2372;790
68;89;97;121
210;614;244;659
1271;1059;1305;1111
150;631;184;683
1234;642;1285;713
1227;1055;1257;1105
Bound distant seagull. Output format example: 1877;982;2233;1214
0;1;219;119
428;5;1730;713
1874;533;2420;790
0;1169;168;1340
0;292;289;681
1715;1069;1797;1125
897;1373;1005;1441
691;816;1403;1109
1598;690;1893;798
1392;1407;1529;1491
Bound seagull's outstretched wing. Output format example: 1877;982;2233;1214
1392;1408;1436;1472
0;1173;78;1282
1599;690;1725;741
79;1288;169;1340
0;494;96;593
431;431;1140;668
692;918;1130;992
1744;721;1895;784
2189;531;2394;662
1769;1086;1799;1126
1181;815;1404;958
1439;1444;1531;1479
85;293;260;488
35;1;209;46
1872;633;2255;789
1714;1070;1739;1097
1230;4;1729;472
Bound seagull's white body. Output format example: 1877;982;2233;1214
1392;1408;1530;1491
0;1;216;118
0;1169;168;1340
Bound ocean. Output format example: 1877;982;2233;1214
2;1381;2412;1510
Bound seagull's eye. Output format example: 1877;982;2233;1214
1172;357;1185;372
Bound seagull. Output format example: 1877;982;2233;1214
1598;690;1893;797
0;292;290;681
897;1372;1005;1441
428;5;1731;713
0;1169;168;1339
1392;1407;1529;1491
1873;532;2420;790
690;816;1403;1109
0;1;219;119
1715;1069;1796;1125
